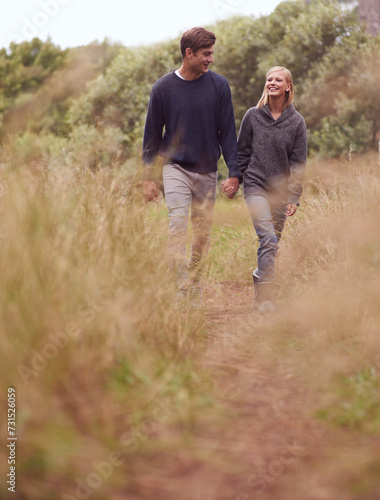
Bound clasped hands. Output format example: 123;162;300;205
221;177;240;199
143;176;240;202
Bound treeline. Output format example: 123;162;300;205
0;0;379;169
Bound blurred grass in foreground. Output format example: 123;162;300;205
0;147;380;498
223;153;380;498
0;156;216;499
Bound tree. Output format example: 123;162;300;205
66;40;180;157
0;39;122;136
0;38;67;100
333;0;380;35
2;0;379;160
66;0;380;158
358;0;380;35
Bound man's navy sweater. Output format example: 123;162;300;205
142;70;239;177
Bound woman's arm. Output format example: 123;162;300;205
287;119;307;205
237;110;253;180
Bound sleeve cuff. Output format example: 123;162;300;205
288;199;300;206
227;165;241;179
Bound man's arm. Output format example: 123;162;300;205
142;84;164;201
218;81;240;178
142;84;165;165
218;81;241;198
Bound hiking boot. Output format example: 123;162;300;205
257;297;276;316
253;276;277;315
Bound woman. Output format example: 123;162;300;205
237;66;307;313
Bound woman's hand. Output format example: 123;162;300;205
286;203;298;216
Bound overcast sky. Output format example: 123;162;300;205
1;0;288;50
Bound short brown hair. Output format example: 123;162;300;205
180;27;216;59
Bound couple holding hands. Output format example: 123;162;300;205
142;27;307;313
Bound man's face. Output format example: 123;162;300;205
188;45;214;75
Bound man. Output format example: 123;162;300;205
142;27;239;301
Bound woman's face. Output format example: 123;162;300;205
266;70;291;98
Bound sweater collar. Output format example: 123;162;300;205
262;103;294;123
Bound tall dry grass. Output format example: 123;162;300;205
0;148;215;499
186;152;380;500
274;154;380;392
230;153;380;498
1;137;380;499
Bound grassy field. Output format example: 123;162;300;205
0;148;380;499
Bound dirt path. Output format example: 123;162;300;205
131;281;373;500
197;281;338;500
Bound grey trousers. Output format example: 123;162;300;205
163;164;217;285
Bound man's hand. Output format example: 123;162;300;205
286;203;298;216
143;180;159;202
221;177;239;199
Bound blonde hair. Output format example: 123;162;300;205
257;66;294;110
